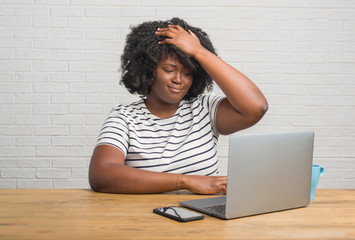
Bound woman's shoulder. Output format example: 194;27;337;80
192;93;225;108
109;99;146;119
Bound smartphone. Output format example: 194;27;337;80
153;206;204;222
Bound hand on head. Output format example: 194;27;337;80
155;25;204;58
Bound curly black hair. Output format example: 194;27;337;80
120;17;217;100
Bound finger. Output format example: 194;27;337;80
188;30;198;39
155;29;178;40
158;38;174;45
168;25;184;31
156;26;180;34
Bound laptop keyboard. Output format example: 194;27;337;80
203;204;226;215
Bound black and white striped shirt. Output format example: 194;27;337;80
96;93;224;176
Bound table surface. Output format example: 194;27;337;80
0;189;354;240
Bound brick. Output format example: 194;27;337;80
71;0;139;5
155;8;190;18
344;170;355;179
103;84;121;94
17;136;50;146
15;72;49;83
34;125;68;135
325;180;355;189
32;61;68;72
36;147;70;157
32;17;67;27
34;83;68;93
0;94;14;104
0;73;13;83
102;18;139;29
17;180;52;189
50;7;84;16
50;29;85;39
53;179;89;189
0;61;31;72
0;105;32;115
69;104;103;114
70;125;101;136
71;168;88;179
69;62;102;72
53;158;86;168
15;49;49;60
51;136;85;146
121;7;155;17
17;158;51;168
85;73;118;83
51;115;85;125
0;126;32;135
51;73;84;83
0;180;16;189
310;20;344;31
0;147;35;157
35;0;69;5
85;94;119;104
0;136;16;146
86;29;119;40
0;17;31;27
33;39;68;49
15;95;50;104
70;147;93;157
51;94;85;104
85;7;120;17
311;0;345;8
0;6;14;16
0;159;17;168
0;28;13;37
36;169;70;179
34;104;68;115
0;83;32;93
1;169;35;179
69;17;103;28
69;40;103;50
0;38;32;48
14;6;49;16
69;83;103;93
0;49;13;59
85;51;119;62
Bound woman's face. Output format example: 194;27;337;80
148;54;193;105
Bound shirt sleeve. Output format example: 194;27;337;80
199;93;225;137
95;106;129;157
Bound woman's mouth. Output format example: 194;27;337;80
168;86;184;93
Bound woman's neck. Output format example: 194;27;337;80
144;97;180;119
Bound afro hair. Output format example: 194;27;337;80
120;17;217;100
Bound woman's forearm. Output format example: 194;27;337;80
192;48;268;117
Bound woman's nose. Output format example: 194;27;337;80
172;73;182;84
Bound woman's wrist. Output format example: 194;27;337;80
178;174;189;191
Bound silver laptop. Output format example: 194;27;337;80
180;131;314;220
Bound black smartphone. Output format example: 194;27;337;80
153;206;204;222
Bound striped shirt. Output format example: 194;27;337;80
96;93;224;176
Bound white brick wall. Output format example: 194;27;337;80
1;1;354;189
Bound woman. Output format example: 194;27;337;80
89;18;268;194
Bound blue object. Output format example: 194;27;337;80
310;165;325;200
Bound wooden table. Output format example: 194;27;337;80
0;189;354;239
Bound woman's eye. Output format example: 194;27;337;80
163;68;173;73
184;72;192;76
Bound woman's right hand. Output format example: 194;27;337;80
180;175;227;195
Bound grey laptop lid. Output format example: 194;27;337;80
180;131;314;219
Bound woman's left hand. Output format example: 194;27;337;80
155;25;204;58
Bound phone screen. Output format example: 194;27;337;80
153;206;204;222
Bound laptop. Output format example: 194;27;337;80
180;131;314;220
